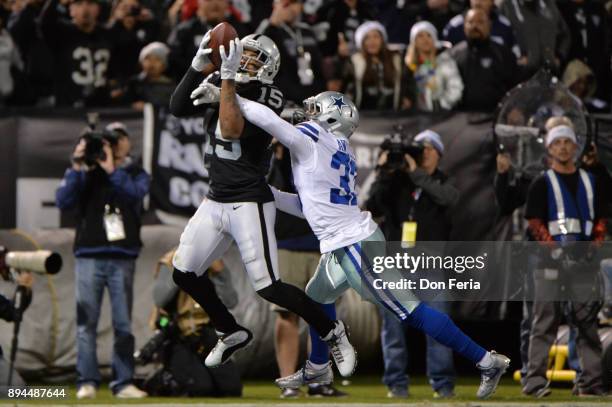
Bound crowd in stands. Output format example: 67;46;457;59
1;0;610;112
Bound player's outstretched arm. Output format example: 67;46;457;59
269;186;305;219
169;31;216;117
235;96;312;162
218;39;245;140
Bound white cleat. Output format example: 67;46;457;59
275;362;333;388
205;328;253;367
477;351;511;399
114;384;147;399
76;384;96;399
322;320;357;377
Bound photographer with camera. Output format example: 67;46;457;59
0;271;32;387
365;129;459;398
55;122;150;399
136;250;242;397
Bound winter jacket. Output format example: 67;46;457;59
407;50;463;112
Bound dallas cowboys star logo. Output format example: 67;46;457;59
329;95;348;113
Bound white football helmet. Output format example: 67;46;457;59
235;34;280;84
303;91;359;138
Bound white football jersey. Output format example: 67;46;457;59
290;121;377;253
238;97;378;253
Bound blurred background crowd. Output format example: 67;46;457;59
0;0;610;113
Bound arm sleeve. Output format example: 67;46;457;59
108;168;150;203
409;169;459;207
55;169;85;210
236;95;314;163
270;185;305;219
169;67;208;117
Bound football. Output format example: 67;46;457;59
208;22;239;68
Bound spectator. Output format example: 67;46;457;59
558;0;610;104
0;272;32;387
111;41;175;109
372;0;464;45
0;10;23;105
256;0;325;104
39;0;115;107
499;0;570;76
7;0;52;104
55;123;150;399
522;124;606;398
107;0;160;83
366;130;458;399
340;21;406;111
562;59;608;113
313;0;373;89
449;8;518;111
315;0;374;57
443;0;520;58
167;0;249;79
404;21;463;112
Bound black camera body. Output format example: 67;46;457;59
380;132;424;170
134;316;175;365
75;130;120;167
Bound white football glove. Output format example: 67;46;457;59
219;38;243;80
191;30;213;71
190;81;221;106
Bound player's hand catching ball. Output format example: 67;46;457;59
191;81;221;106
219;38;243;80
192;30;213;72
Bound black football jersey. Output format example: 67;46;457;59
203;75;285;202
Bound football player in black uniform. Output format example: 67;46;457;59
169;32;356;376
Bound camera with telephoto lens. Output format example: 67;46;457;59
380;127;424;171
134;315;175;365
0;246;62;279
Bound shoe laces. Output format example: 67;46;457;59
328;325;346;363
330;342;344;363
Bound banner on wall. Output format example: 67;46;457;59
143;105;209;224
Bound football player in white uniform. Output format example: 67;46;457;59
191;38;510;399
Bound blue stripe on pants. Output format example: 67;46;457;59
343;245;408;320
353;243;411;318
